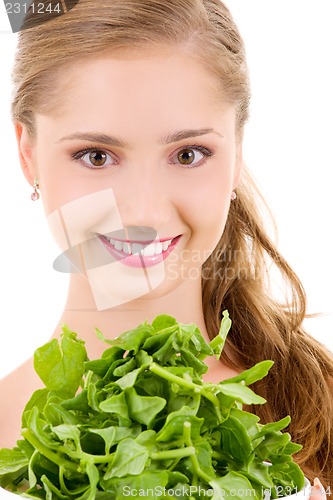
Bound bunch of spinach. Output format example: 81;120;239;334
0;311;305;499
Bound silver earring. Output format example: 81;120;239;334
231;191;237;201
31;178;40;201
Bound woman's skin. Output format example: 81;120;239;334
0;48;242;447
18;48;243;363
0;47;327;496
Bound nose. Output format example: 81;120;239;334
114;163;171;232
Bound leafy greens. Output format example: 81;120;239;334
0;311;305;499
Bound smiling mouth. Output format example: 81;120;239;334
94;233;183;269
101;236;178;257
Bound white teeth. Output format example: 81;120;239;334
162;241;169;251
163;239;173;249
154;242;163;255
123;242;131;255
105;237;174;256
142;243;155;256
131;243;143;255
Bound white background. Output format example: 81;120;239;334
0;1;332;378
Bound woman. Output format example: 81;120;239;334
0;0;332;491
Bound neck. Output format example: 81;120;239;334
53;273;208;360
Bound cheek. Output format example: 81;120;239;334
192;169;232;232
199;195;230;243
35;142;100;217
180;173;231;260
46;188;124;248
35;144;72;216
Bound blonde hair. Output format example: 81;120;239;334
12;0;333;485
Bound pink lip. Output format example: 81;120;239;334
98;235;182;268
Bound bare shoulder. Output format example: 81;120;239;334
202;355;242;384
0;358;44;448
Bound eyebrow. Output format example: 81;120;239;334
57;128;223;147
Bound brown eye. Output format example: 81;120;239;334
177;148;195;165
72;148;115;169
89;150;107;166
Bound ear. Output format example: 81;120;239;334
14;123;37;186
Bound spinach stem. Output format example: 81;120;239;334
59;466;89;496
150;446;195;461
208;335;225;352
56;446;115;464
200;390;223;422
183;422;213;485
23;428;115;472
22;429;78;472
149;363;222;422
149;363;199;391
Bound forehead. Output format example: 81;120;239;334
36;51;236;140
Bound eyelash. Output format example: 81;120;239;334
71;148;117;169
170;144;214;169
71;144;214;170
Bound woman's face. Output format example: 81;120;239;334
18;49;242;309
